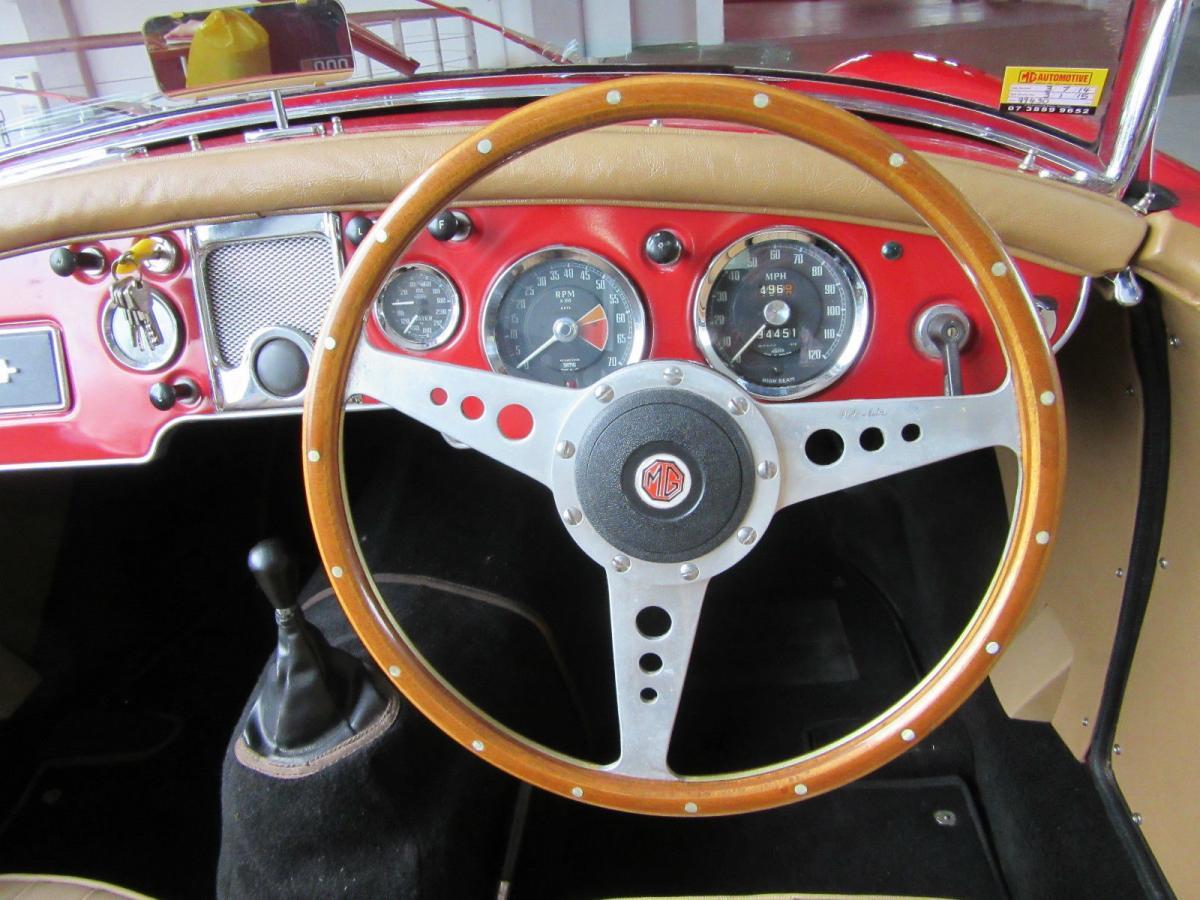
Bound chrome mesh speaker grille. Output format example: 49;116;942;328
202;235;339;367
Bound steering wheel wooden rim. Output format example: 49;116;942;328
302;74;1065;816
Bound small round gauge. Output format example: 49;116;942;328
374;264;461;351
483;247;646;388
100;288;183;372
695;227;869;399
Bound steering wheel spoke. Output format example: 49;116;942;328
348;340;577;488
762;383;1020;508
606;572;708;780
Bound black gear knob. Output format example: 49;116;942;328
248;538;298;611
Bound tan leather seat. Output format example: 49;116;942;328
0;875;151;899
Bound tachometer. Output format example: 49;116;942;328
483;247;646;388
375;264;461;351
695;228;869;399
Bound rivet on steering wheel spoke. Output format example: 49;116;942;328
728;396;749;416
680;563;699;581
901;728;916;742
756;459;778;480
736;526;758;546
561;507;582;526
663;365;683;385
555;440;576;459
612;554;631;573
594;384;614;403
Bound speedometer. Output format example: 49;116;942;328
695;228;869;399
482;247;646;388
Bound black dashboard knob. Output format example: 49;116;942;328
645;230;683;266
427;209;472;242
345;215;373;246
149;378;198;410
50;246;106;277
253;338;309;398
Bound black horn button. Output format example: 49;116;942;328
575;389;755;563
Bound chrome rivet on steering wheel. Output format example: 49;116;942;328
728;396;749;416
663;365;683;385
555;440;576;459
594;384;614;403
736;526;757;546
756;460;777;479
561;507;582;526
680;563;699;582
612;555;631;573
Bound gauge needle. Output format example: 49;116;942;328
516;304;606;370
402;315;420;335
730;324;765;363
516;334;558;370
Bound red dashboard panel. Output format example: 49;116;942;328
0;205;1085;470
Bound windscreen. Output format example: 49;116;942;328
0;0;1134;151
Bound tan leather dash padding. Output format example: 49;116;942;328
0;125;1143;276
1133;210;1200;306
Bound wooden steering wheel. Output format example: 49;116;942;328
302;75;1065;816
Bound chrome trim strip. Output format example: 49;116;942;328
1052;277;1092;354
0;81;1103;190
0;323;70;416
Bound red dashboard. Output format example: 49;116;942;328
0;203;1085;470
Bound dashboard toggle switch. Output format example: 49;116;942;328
427;209;472;242
149;377;200;411
49;246;107;277
914;304;972;397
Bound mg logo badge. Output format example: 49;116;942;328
634;454;691;509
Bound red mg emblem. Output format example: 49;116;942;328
635;454;691;509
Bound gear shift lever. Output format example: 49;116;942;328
242;539;389;763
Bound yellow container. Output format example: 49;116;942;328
185;9;271;90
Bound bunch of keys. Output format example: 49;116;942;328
110;240;163;352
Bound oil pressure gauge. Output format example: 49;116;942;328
375;264;461;351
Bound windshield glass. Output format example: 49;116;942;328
0;0;1133;151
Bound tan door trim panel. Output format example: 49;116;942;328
0;125;1144;275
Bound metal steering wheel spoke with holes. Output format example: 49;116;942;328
303;74;1065;817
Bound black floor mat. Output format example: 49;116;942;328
512;776;1005;900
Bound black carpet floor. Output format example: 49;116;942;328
0;413;1147;899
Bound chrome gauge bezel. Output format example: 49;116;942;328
694;227;871;400
481;245;647;380
374;263;462;352
100;287;184;372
